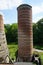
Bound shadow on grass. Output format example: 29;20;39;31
34;45;43;50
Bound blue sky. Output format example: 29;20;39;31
0;0;43;24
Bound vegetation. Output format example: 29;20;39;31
4;18;43;64
8;43;43;64
4;18;43;46
8;43;18;59
33;18;43;46
4;23;18;44
34;45;43;50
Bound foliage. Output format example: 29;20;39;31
8;43;18;59
8;43;43;64
37;18;43;45
4;18;43;45
34;45;43;50
33;18;43;45
33;23;38;45
4;23;18;44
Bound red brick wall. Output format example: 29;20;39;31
17;4;33;61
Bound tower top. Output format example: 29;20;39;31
17;4;32;10
0;14;3;18
0;14;3;20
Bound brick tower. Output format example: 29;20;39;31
17;4;33;61
0;15;9;63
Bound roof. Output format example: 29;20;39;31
17;4;32;10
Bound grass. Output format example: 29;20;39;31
8;43;18;59
39;52;43;65
34;45;43;65
33;52;43;65
34;45;43;50
7;43;43;64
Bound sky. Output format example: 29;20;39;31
0;0;43;24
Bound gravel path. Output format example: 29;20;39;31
34;48;43;52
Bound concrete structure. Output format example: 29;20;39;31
0;62;33;65
17;4;33;61
14;62;33;65
0;15;9;63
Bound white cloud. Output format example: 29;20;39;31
0;0;23;10
33;16;43;23
32;3;43;15
4;20;10;24
0;12;4;15
4;19;17;24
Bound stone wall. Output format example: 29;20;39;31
0;15;9;63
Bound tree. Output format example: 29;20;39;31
33;18;43;46
37;18;43;45
4;23;18;44
4;24;12;43
33;23;38;45
10;23;18;43
4;18;43;45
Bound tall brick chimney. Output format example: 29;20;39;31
0;15;9;63
17;4;33;61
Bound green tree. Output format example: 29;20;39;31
10;23;18;43
4;23;18;44
33;18;43;46
37;18;43;45
4;24;12;43
33;23;38;45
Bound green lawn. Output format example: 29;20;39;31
8;43;18;59
39;52;43;65
8;43;43;64
34;45;43;65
